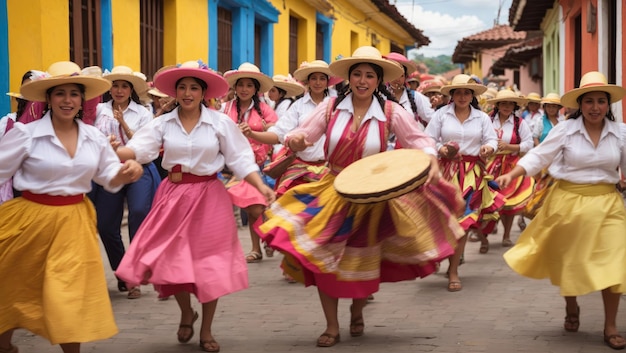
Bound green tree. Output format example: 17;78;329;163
410;53;456;75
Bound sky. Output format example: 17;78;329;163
393;0;513;58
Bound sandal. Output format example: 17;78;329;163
604;331;626;350
564;306;580;332
468;231;480;242
177;311;199;343
127;286;141;299
263;243;275;258
349;305;365;337
517;217;527;230
502;239;514;247
199;338;221;352
0;345;18;353
447;281;462;292
245;251;262;263
316;333;340;347
479;242;489;254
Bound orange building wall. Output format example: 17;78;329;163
561;0;599;90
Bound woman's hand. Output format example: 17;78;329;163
286;133;312;152
113;105;124;123
425;154;441;185
113;160;144;186
258;184;276;205
238;122;252;136
495;173;513;189
479;145;495;159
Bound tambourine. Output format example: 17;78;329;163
333;149;431;203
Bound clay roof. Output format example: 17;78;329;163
490;35;543;73
369;0;430;47
509;0;556;31
452;25;526;64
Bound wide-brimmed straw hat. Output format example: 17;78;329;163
440;74;487;96
272;74;305;98
329;46;404;83
6;92;23;99
20;61;112;102
419;79;444;95
154;60;229;100
223;62;274;93
560;71;626;108
147;81;169;98
383;52;417;76
292;60;344;87
480;87;499;100
541;92;562;106
524;92;542;103
103;65;149;94
406;71;420;83
486;89;528;106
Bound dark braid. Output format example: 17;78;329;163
406;88;419;116
570;92;615;121
375;83;397;110
252;94;263;117
15;99;28;119
332;86;352;110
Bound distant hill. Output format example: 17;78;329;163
410;53;456;75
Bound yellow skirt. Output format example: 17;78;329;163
0;197;118;344
504;181;626;296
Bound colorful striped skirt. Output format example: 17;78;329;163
486;153;535;215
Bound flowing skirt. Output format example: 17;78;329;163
440;156;505;232
504;181;626;296
256;174;464;298
116;178;248;303
274;159;328;197
0;197;117;344
486;153;534;215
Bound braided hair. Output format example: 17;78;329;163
235;78;263;122
332;63;398;111
568;91;615;121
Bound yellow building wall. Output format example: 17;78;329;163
111;0;141;69
163;0;209;66
7;0;69;95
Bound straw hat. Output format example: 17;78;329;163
480;87;498;100
292;60;344;87
154;60;229;100
541;92;562;106
272;74;305;98
20;61;111;102
419;79;443;95
223;62;274;93
524;92;542;103
406;71;420;83
6;92;23;99
103;65;149;95
329;46;404;83
147;83;169;98
560;71;626;108
440;74;487;96
486;89;528;106
382;52;417;76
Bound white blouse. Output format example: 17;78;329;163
425;103;498;156
0;113;123;194
0;113;16;138
492;114;534;153
269;93;327;161
397;89;435;125
273;99;292;119
94;100;153;145
532;113;566;139
287;93;436;158
126;106;258;180
518;117;626;184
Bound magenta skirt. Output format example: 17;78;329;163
116;178;248;303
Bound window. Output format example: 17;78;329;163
69;0;102;68
255;24;261;69
316;24;324;60
217;7;232;74
289;16;298;74
140;0;163;80
573;14;582;87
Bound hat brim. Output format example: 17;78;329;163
560;85;626;108
329;57;404;83
224;72;274;94
541;99;562;106
422;86;443;94
6;92;23;99
20;76;112;102
273;81;305;98
103;74;149;95
154;68;230;100
486;97;528;106
440;83;487;96
148;88;169;98
293;66;332;82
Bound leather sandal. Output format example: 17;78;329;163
177;311;199;343
316;333;340;347
0;345;18;353
127;286;141;299
604;331;626;350
263;243;275;258
245;251;262;263
199;338;221;352
350;305;365;337
564;306;580;332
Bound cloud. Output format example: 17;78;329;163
396;3;489;57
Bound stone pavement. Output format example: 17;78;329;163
12;219;625;353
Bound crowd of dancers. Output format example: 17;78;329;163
0;46;625;353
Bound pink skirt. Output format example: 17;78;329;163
116;178;248;303
226;178;267;208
